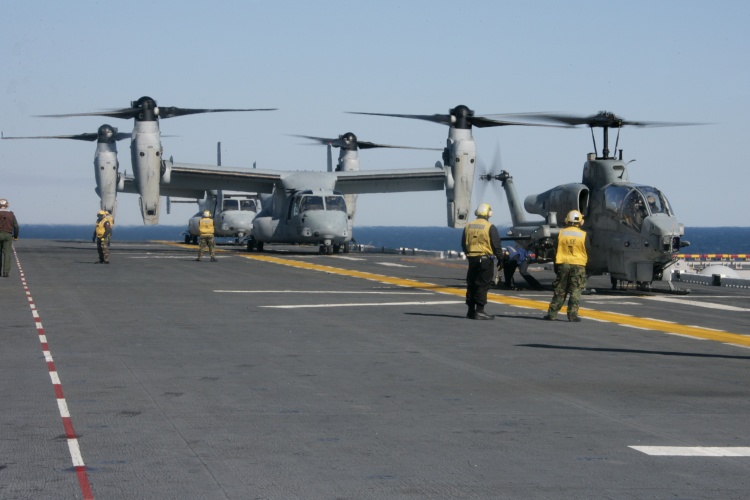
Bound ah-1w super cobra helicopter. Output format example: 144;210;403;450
478;111;694;290
2;124;130;218
41;96;276;224
354;106;694;290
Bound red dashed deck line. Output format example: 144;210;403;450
13;248;94;500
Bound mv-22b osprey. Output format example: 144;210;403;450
482;111;694;289
40;96;276;224
2;124;130;219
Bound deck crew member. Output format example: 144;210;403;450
93;210;112;264
462;204;504;320
197;210;217;262
544;210;589;322
0;198;19;277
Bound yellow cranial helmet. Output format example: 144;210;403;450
566;210;584;226
475;203;493;219
97;210;107;217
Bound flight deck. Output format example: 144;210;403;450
2;239;750;499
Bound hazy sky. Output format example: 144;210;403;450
1;1;748;228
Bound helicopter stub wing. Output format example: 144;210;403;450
334;167;446;194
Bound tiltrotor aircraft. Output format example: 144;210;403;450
350;105;561;229
478;111;693;289
154;132;447;254
42;96;275;224
2;124;130;218
177;191;260;244
167;144;260;244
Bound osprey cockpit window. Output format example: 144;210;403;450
300;195;324;212
240;199;257;212
222;199;239;211
325;195;347;213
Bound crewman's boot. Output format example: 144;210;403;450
473;307;494;320
466;306;476;319
210;256;217;262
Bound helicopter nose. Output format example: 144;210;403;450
646;216;683;253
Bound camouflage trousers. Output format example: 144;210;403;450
547;264;587;318
96;238;109;263
198;235;216;259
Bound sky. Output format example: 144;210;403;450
1;0;748;228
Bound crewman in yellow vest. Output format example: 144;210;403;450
544;210;590;322
92;210;112;264
461;203;504;320
197;210;217;262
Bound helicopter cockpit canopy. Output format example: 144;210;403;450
291;191;348;217
222;198;258;212
605;185;673;232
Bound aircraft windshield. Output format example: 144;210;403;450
620;189;649;232
325;196;347;212
604;185;629;214
222;199;239;211
636;186;672;216
240;199;257;212
300;196;324;212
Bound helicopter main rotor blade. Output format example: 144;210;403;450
493;111;705;128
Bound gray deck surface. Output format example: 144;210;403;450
2;239;749;499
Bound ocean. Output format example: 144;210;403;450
19;225;750;255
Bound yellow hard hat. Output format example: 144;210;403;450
475;203;492;219
566;210;583;226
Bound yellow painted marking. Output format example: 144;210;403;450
157;242;750;346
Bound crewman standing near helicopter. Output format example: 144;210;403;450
93;210;112;264
197;210;217;262
0;198;20;278
462;203;504;320
544;210;590;322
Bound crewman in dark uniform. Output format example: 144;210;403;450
0;198;20;278
197;210;217;262
93;210;112;263
462;203;504;320
544;210;590;322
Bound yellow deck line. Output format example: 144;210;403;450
157;242;750;346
